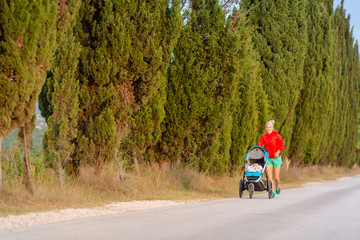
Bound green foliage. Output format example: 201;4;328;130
1;147;26;184
77;108;117;169
229;9;268;170
65;0;132;171
42;28;80;175
36;0;80;179
327;2;359;166
243;0;307;155
0;0;58;138
162;0;243;174
0;0;80;193
39;0;182;174
1;147;49;184
119;0;182;164
289;0;334;165
2;0;360;180
46;1;128;173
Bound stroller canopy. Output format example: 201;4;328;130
246;146;268;163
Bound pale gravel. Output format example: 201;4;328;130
0;200;200;229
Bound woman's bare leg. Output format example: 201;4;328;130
266;165;275;192
273;166;281;189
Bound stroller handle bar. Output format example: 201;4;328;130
249;146;268;153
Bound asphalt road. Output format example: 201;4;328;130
1;174;360;240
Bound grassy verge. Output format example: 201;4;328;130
280;164;360;188
1;162;360;217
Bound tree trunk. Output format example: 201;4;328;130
115;150;124;181
284;156;291;171
23;126;34;194
0;136;3;193
132;148;140;176
58;154;63;188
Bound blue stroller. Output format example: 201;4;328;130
239;146;272;199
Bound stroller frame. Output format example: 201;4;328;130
239;146;273;199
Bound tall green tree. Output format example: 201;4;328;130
70;0;130;172
229;8;268;171
243;0;307;156
289;0;334;165
0;0;78;192
118;0;182;173
162;0;244;174
54;0;182;175
40;26;80;187
327;1;359;166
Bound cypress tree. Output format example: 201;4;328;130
62;0;181;174
40;27;80;186
356;49;360;165
162;0;242;174
243;0;307;156
71;0;130;172
118;0;181;173
346;41;360;166
289;0;334;165
0;0;77;192
229;8;268;171
41;0;181;175
327;2;359;166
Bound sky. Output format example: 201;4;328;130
333;0;360;44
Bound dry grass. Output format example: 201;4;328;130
0;162;359;217
280;164;360;189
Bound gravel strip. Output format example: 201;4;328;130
0;200;196;229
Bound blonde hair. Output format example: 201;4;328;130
266;120;275;127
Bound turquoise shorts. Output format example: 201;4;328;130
267;156;283;168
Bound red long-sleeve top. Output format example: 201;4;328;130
257;130;284;158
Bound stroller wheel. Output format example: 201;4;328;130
248;183;254;199
239;179;244;198
268;180;272;199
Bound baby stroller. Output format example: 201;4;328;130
239;146;272;199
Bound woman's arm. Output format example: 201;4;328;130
274;135;284;157
278;135;284;152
